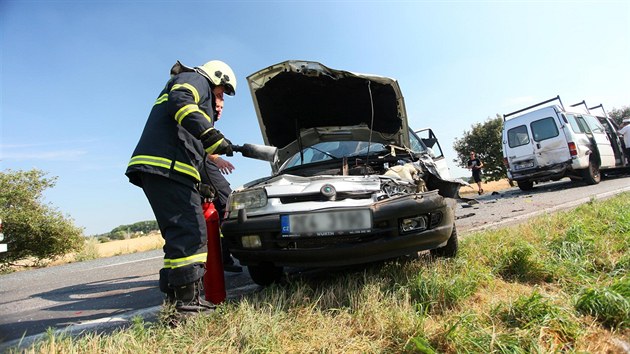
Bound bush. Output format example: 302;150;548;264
0;169;84;268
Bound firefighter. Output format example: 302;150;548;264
125;59;237;314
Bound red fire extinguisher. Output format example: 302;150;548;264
202;202;226;304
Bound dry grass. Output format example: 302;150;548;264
9;232;164;270
94;232;164;257
459;178;513;195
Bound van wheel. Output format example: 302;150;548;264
517;180;534;191
582;159;601;185
430;225;458;258
247;263;283;286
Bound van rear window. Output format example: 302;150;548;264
507;125;530;148
530;117;559;142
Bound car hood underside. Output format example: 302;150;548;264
247;60;410;167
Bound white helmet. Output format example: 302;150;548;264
195;60;237;96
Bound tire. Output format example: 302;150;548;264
517;180;534;191
430;224;458;258
247;263;283;286
582;159;601;185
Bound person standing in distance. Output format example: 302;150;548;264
467;151;484;194
618;118;630;164
126;59;237;315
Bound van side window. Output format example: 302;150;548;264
530;117;559;142
507;125;530;148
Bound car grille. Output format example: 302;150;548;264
276;233;382;249
279;192;373;204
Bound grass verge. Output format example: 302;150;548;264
5;193;629;353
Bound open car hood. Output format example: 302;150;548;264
247;60;410;170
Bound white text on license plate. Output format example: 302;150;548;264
514;161;534;170
281;210;372;236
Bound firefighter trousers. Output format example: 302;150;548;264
139;173;207;288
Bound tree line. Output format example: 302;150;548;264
96;220;160;242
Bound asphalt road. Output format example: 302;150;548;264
1;173;629;349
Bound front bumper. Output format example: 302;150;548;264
222;191;455;268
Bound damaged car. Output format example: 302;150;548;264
222;60;462;286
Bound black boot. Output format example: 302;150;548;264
159;268;175;304
172;279;215;313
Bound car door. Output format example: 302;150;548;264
582;115;616;168
412;128;451;179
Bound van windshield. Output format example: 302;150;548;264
530;117;559;142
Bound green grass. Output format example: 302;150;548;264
575;278;630;330
5;193;630;353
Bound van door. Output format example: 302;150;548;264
505;123;536;171
582;115;616;168
597;116;624;166
529;115;571;167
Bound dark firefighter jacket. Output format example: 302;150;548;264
126;71;225;187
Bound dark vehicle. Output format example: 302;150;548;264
222;60;461;286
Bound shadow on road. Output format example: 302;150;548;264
0;276;162;343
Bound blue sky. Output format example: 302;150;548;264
1;1;628;235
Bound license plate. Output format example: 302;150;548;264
514;161;534;170
281;209;372;237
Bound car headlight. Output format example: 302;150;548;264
228;188;268;211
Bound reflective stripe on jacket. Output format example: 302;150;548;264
126;71;217;186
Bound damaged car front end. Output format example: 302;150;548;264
222;60;461;285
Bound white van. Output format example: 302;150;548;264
502;96;625;191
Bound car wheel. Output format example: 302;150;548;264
517;180;534;191
582;159;601;185
247;263;283;286
430;224;458;258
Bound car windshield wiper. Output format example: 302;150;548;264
348;148;386;158
307;146;339;159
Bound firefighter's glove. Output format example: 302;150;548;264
216;139;234;156
199;183;216;199
201;128;233;156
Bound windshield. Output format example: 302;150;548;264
281;141;387;170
